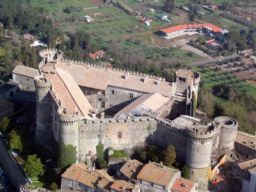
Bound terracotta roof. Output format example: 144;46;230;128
42;63;92;117
119;160;143;180
23;33;35;41
56;62;175;97
111;180;139;192
160;23;222;34
115;93;170;117
89;50;105;60
62;164;114;190
171;178;195;192
13;65;39;78
137;162;178;187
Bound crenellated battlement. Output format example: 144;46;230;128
60;58;166;81
34;75;51;90
187;125;218;141
81;116;155;125
59;113;79;125
214;116;238;129
39;49;63;63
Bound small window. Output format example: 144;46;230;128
112;90;115;94
130;93;134;99
118;132;122;139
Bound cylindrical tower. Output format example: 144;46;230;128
34;75;52;145
214;116;238;154
58;113;79;154
186;125;218;191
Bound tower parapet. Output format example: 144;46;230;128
34;75;52;145
214;116;238;154
186;125;218;191
39;49;63;68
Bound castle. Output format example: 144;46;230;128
12;49;239;191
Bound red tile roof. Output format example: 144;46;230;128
160;23;222;34
171;178;195;192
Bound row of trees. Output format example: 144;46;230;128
133;144;177;168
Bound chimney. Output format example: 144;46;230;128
142;75;148;83
124;72;129;80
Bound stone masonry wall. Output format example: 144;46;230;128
78;117;157;161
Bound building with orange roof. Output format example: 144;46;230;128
111;180;140;192
89;50;105;60
159;23;225;40
136;162;181;192
171;178;198;192
119;159;143;181
61;163;114;192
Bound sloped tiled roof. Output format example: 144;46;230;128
137;162;178;187
111;180;138;192
119;159;143;180
160;23;222;34
56;62;175;97
13;65;39;78
42;63;92;117
171;178;195;192
62;164;114;190
115;93;170;117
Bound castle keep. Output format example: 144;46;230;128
13;49;239;191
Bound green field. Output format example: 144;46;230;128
195;67;256;96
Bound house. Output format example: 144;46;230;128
30;40;47;47
84;15;94;23
160;23;224;40
23;33;35;41
119;160;143;182
139;17;153;26
12;65;39;91
205;39;222;50
61;163;114;192
171;178;198;192
89;50;105;60
232;158;256;192
110;180;140;192
136;162;181;192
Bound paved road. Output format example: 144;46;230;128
189;54;239;67
173;39;211;59
0;137;29;192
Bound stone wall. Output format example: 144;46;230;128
12;74;35;91
105;86;144;108
78;117;157;161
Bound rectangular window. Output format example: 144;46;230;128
130;93;134;99
118;132;122;139
112;90;115;95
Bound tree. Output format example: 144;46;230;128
164;145;176;167
9;130;23;152
182;165;190;179
58;144;77;169
24;155;44;178
0;117;10;133
50;182;58;191
164;0;175;13
96;142;104;159
95;142;107;169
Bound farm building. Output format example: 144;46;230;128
159;23;225;39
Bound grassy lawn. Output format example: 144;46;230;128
110;150;128;158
